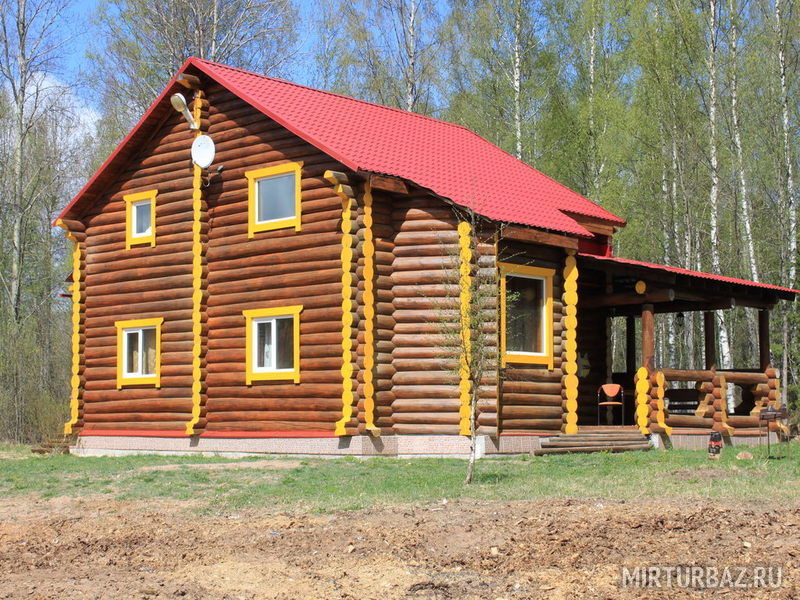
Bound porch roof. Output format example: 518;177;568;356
578;253;798;310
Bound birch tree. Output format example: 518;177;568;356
727;0;759;283
0;0;69;323
313;0;441;114
0;0;90;442
704;0;733;370
443;0;544;162
88;0;298;145
772;0;796;401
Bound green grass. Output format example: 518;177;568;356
1;444;798;513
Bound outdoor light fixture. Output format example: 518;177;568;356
676;312;685;326
170;93;198;130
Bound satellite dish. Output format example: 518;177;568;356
191;135;215;169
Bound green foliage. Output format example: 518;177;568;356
85;0;300;148
317;0;800;399
2;0;800;443
1;446;798;511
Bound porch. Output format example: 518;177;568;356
576;253;796;442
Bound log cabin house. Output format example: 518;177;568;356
55;58;797;456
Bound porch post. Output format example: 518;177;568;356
641;304;655;371
636;303;655;434
625;315;637;374
704;311;717;370
758;309;770;370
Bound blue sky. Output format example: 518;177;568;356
62;0;321;109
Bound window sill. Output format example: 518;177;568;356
117;376;160;389
126;236;155;249
247;371;300;385
248;217;301;237
503;353;554;370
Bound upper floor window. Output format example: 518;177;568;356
245;162;303;237
243;305;303;384
499;263;555;369
115;317;163;388
124;189;157;248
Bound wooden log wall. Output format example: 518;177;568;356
574;270;609;426
648;371;672;434
78;103;200;432
354;181;377;433
358;187;397;434
497;243;565;433
473;225;500;437
390;197;462;435
70;76;545;439
202;84;355;435
388;198;498;435
186;92;209;435
57;219;86;433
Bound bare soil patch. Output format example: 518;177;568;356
1;495;798;599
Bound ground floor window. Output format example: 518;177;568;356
243;305;303;384
499;263;555;369
115;318;163;388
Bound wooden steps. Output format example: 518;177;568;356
533;431;651;456
31;433;77;455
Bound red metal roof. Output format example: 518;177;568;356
581;253;798;296
57;57;624;236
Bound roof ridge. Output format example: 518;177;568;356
190;57;472;133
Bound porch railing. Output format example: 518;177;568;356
647;366;782;434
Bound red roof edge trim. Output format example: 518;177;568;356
561;208;627;226
580;253;799;296
53;62;190;225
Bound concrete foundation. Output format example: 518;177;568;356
71;433;547;458
70;430;772;457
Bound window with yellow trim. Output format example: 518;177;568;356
244;305;303;384
245;162;303;237
124;190;157;248
115;318;163;388
500;263;555;369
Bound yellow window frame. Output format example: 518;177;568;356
244;305;303;384
499;262;555;369
124;189;157;249
246;162;303;237
115;317;164;388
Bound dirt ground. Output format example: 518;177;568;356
1;493;798;600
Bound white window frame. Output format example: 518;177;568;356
251;315;295;375
123;326;157;378
131;200;153;239
254;172;296;226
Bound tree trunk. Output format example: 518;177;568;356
705;0;732;375
587;0;599;199
775;0;795;401
512;1;523;160
729;0;758;283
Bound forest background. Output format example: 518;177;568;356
0;0;797;442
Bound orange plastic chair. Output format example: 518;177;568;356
597;383;625;426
